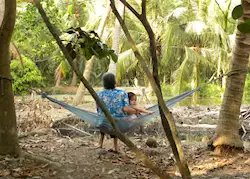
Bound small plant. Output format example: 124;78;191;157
11;56;43;94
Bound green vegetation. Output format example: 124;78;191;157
11;0;249;105
11;56;43;94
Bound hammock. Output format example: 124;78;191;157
41;87;200;135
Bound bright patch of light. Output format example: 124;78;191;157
229;34;235;48
94;1;107;17
185;21;207;35
171;7;187;18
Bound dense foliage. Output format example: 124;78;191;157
12;0;250;104
11;56;43;94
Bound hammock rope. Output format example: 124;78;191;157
41;87;200;135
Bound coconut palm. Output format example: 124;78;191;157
72;0;112;105
211;0;250;151
160;0;234;97
108;1;125;76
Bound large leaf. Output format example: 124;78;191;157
237;23;250;33
232;5;243;20
63;27;117;62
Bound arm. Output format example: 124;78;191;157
131;105;154;114
123;106;137;115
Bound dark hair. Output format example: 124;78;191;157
128;92;136;100
102;72;116;89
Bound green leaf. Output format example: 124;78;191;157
245;19;250;25
237;23;250;33
62;27;117;62
111;53;118;63
232;5;243;20
61;60;70;77
67;5;74;15
84;49;92;60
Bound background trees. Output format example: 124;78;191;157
11;0;246;102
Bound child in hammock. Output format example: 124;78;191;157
128;92;154;115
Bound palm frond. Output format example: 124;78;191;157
116;42;149;82
172;47;191;94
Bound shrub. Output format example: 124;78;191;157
11;56;43;94
161;83;173;97
199;83;223;98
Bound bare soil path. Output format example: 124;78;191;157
0;95;249;179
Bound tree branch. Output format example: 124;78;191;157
110;0;191;178
119;0;141;19
34;1;118;133
214;0;233;24
141;0;146;17
34;1;170;178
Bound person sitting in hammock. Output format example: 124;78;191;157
128;92;154;115
128;92;154;134
96;72;136;153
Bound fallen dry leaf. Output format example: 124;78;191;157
0;169;11;177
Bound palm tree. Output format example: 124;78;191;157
211;0;250;151
160;1;233;100
108;1;125;76
111;0;232;98
72;0;111;105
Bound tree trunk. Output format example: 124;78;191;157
35;2;171;178
70;71;77;86
0;0;19;156
55;64;62;87
55;75;61;87
108;1;124;75
73;56;95;105
70;60;78;86
72;3;111;106
110;1;191;178
211;0;250;151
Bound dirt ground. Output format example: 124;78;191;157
0;95;250;179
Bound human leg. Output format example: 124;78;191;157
113;137;118;152
99;132;105;148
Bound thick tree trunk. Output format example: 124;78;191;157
72;3;111;106
212;0;250;150
0;0;19;156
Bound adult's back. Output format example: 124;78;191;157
97;88;129;118
96;72;136;153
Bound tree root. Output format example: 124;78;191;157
207;135;244;154
213;145;243;155
21;151;62;169
18;128;57;139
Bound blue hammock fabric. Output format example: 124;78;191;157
41;87;199;135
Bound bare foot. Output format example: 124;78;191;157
108;149;119;154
